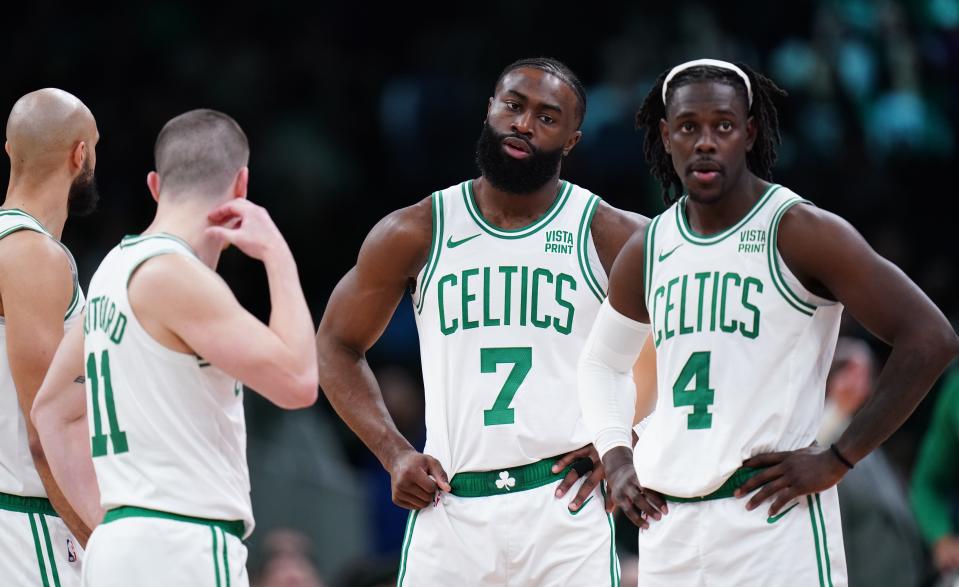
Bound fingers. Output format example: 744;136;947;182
745;478;788;511
643;489;668;516
734;465;783;497
567;470;602;511
399;480;435;505
554;469;579;499
552;446;591;473
425;457;452;493
768;492;797;516
393;490;431;510
603;482;614;513
207;199;251;222
205;226;236;243
741;451;788;469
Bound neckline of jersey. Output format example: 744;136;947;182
121;232;198;256
0;207;53;237
463;179;572;239
676;183;781;245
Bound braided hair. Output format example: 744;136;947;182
635;62;787;205
495;57;587;129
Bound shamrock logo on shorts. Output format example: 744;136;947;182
495;471;516;491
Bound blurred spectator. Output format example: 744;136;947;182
819;337;924;587
911;365;959;586
253;528;326;587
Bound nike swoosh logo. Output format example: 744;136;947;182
447;234;481;249
658;244;683;262
766;503;798;524
569;496;593;516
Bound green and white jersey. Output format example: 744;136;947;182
0;209;84;498
412;179;607;475
635;185;843;497
84;234;253;536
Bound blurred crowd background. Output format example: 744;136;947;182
3;1;958;585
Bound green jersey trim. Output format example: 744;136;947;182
675;184;781;245
396;509;419;586
577;194;605;302
601;483;621;586
120;233;198;257
448;456;574;497
0;218;80;320
414;191;444;315
0;491;58;516
103;506;245;539
644;214;663;309
767;198;816;317
462;179;572;239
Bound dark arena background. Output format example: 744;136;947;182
4;2;957;586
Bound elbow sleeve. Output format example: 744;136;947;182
578;300;651;458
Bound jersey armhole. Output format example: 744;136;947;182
413;191;444;315
0;225;81;320
767;198;834;316
643;214;662;310
577;194;606;302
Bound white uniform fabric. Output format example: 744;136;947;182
397;478;619;587
638;487;846;586
0;508;84;587
407;179;617;585
412;179;608;475
83;516;247;587
0;209;85;586
83;233;252;536
636;184;847;585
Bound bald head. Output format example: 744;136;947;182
154;109;249;198
5;88;97;177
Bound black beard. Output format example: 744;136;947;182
68;163;99;217
475;122;564;195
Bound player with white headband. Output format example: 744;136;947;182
579;58;959;585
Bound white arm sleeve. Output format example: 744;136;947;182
578;299;651;459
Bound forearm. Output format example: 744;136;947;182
318;340;414;469
837;334;958;463
263;246;316;374
30;447;94;545
36;413;103;532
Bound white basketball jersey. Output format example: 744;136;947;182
413;180;608;475
0;209;84;498
84;233;253;536
635;184;843;497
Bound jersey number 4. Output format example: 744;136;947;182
88;351;130;457
673;351;715;430
482;347;532;426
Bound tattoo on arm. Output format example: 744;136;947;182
73;375;85;384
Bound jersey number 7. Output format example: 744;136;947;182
482;347;532;426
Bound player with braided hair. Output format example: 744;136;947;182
578;59;958;585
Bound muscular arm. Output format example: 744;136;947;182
130;258;316;408
740;205;959;514
778;205;959;463
0;231;92;543
31;320;104;532
316;199;451;509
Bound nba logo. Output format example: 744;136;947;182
66;537;77;563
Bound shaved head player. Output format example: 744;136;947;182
317;57;649;585
579;59;959;586
0;88;98;586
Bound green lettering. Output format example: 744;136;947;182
554;273;576;335
740;277;763;339
438;274;458;335
500;266;517;326
482;267;500;327
531;268;553;329
664;277;679;340
720;272;741;333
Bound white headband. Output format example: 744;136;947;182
662;59;752;108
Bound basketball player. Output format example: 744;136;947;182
0;89;98;586
578;59;959;585
316;58;648;585
32;109;318;586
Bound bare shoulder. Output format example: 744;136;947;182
360;196;434;280
590;201;651;274
0;229;71;277
128;253;227;312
